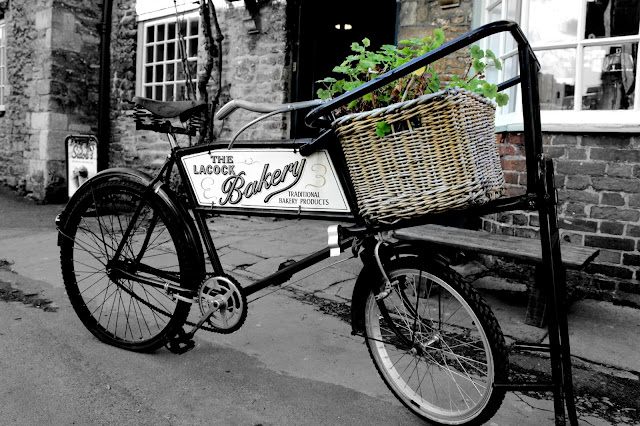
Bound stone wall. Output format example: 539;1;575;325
0;0;101;201
108;0;291;175
398;0;472;80
485;132;640;304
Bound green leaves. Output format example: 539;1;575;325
470;45;484;60
433;29;445;47
376;121;391;137
315;32;510;113
481;82;498;100
495;93;509;107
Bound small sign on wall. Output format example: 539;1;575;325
65;135;98;198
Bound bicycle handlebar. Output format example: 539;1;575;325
304;20;536;128
216;99;323;120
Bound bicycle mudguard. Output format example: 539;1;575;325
57;167;205;289
350;240;446;335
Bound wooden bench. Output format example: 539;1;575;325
393;224;599;270
393;224;600;326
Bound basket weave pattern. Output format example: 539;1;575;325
332;88;505;225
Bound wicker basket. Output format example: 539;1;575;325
332;88;505;225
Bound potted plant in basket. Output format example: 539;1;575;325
315;30;509;225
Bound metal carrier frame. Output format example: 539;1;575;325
304;20;579;426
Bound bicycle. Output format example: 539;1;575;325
56;21;583;425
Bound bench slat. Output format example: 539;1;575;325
393;225;599;270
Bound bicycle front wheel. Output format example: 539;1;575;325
364;257;508;425
60;177;198;352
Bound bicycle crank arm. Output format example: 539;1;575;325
186;301;223;337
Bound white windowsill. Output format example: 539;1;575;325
495;110;640;133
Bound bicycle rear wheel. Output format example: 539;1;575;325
60;177;198;352
363;257;508;425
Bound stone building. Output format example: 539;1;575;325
0;0;639;304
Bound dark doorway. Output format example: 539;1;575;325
291;0;398;138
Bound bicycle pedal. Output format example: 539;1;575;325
166;328;195;355
276;259;296;282
278;259;296;270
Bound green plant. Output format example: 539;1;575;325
317;30;509;121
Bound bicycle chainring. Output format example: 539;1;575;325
198;274;247;334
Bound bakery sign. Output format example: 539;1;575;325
181;149;350;213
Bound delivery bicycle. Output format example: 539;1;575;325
57;21;587;425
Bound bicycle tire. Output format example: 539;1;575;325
60;177;198;352
363;257;508;425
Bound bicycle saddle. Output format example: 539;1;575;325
132;96;207;120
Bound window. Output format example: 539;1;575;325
138;12;199;101
0;17;6;108
480;0;640;132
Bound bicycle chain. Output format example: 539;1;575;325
110;275;218;333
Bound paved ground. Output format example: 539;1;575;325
0;185;639;425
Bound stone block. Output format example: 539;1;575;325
592;177;640;193
36;79;51;96
591;207;640;222
559;218;597;233
607;163;633;178
591;148;640;162
595;249;621;264
600;221;624;236
35;8;53;31
51;9;81;53
555;160;606;176
31;112;69;131
622;253;640;267
565;175;591;190
585;235;635;251
586;263;633;279
399;1;418;26
39;130;69;161
601;192;625;206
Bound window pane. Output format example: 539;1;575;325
506;0;520;22
189;19;198;37
157;24;165;42
146;25;154;43
145;66;153;83
180;21;187;39
529;0;580;44
145;86;152;98
585;0;640;39
154;86;162;101
166;63;175;81
582;43;637;110
156;44;164;62
189;38;198;57
537;49;577;110
168;22;176;40
177;64;185;81
166;84;174;101
156;64;164;82
146;45;154;63
167;41;175;60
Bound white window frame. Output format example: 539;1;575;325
479;0;640;133
136;10;200;102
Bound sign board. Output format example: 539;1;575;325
181;148;350;213
66;135;98;198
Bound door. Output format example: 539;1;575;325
291;0;398;138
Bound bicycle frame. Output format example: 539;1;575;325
100;19;577;425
